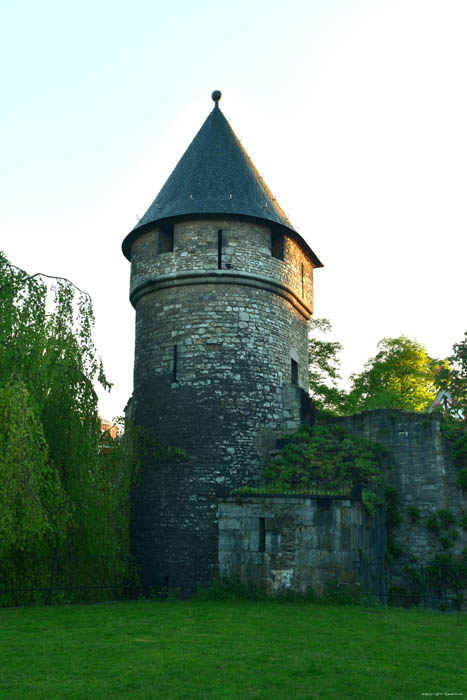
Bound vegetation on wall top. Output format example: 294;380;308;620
264;424;387;491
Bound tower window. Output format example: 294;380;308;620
158;224;174;254
217;230;223;269
258;517;266;552
172;344;178;383
271;230;284;260
301;263;304;298
291;359;298;385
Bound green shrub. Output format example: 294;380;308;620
384;487;402;528
195;577;271;602
439;528;458;550
437;509;457;527
362;489;383;516
425;512;440;534
388;586;409;606
407;505;421;524
425;552;467;594
264;425;386;490
384;487;403;562
195;577;377;606
386;538;404;563
456;468;467;488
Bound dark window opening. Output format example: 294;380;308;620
301;263;304;298
172;345;178;383
217;229;223;269
271;230;284;260
158;224;174;254
291;358;298;385
258;517;266;552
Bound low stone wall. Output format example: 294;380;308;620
323;411;467;562
218;495;386;596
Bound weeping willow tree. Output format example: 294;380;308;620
0;251;136;604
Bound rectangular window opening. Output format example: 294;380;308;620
217;229;223;270
271;230;284;260
301;263;304;298
158;224;174;254
258;517;266;552
172;344;178;383
291;358;298;385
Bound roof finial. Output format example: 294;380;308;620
211;90;222;107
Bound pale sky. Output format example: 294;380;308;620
1;0;466;419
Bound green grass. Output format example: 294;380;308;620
0;600;466;699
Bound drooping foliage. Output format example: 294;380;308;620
344;336;440;414
0;252;133;603
0;377;66;556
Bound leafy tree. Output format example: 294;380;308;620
0;377;66;557
344;336;439;414
434;331;467;419
308;318;346;414
434;332;467;472
0;252;132;603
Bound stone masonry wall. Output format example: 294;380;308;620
218;496;385;596
129;217;316;594
130;219;315;311
131;284;310;593
325;411;467;559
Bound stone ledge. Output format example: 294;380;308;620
130;269;312;319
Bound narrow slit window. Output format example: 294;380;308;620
172;345;178;383
271;230;284;260
301;263;304;298
217;230;223;269
158;224;174;254
291;358;298;385
258;517;266;552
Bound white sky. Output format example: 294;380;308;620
1;0;466;419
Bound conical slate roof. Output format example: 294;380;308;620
122;94;322;266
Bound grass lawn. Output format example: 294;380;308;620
0;600;465;699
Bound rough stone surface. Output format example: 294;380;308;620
218;496;386;596
129;218;317;594
130;219;315;311
324;410;467;600
215;411;466;603
325;411;466;551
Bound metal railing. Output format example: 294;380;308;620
216;480;359;499
355;557;467;610
0;554;141;606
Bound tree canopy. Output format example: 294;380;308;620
308;318;347;414
0;252;131;603
434;331;467;420
433;332;467;481
308;323;443;416
344;336;440;414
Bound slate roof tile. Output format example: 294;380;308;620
122;97;322;267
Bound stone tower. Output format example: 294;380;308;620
122;92;322;594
